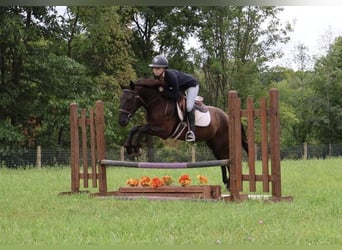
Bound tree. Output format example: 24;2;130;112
0;7;89;150
311;36;342;146
292;42;313;71
193;6;292;109
52;6;138;147
0;7;99;150
128;6;200;77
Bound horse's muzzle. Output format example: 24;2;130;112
119;113;131;127
119;117;128;127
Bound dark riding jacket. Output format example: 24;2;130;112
157;69;199;100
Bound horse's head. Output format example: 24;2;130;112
118;81;141;127
118;79;164;127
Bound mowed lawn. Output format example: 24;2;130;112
0;158;341;246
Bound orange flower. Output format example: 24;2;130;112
139;176;151;187
178;174;191;186
126;178;139;187
150;177;164;188
197;174;208;185
162;175;173;186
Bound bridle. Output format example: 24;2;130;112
119;88;160;119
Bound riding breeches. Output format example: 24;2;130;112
185;85;199;112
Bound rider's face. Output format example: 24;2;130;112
152;67;166;77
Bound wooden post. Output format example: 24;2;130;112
36;146;41;169
120;146;125;161
247;97;256;192
95;101;107;194
269;88;281;198
70;103;80;193
191;145;196;163
234;98;243;193
89;108;97;188
260;97;270;193
303;142;307;160
80;109;88;188
228;91;241;201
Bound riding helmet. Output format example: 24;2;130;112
149;55;169;68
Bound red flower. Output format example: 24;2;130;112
150;177;164;188
197;174;208;185
139;176;151;187
162;175;173;186
126;178;139;187
178;174;191;186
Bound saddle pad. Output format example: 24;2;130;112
176;104;211;127
195;109;211;127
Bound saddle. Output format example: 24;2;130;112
169;95;211;140
177;95;211;127
179;96;208;112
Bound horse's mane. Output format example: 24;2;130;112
134;78;164;88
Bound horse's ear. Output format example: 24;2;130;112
119;83;125;89
129;80;135;89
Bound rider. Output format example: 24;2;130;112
149;55;199;142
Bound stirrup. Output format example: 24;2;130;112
185;131;196;142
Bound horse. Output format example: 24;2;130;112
118;78;248;190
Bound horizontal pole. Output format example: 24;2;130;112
100;159;230;169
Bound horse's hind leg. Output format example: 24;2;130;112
206;139;230;191
241;124;249;154
220;165;230;191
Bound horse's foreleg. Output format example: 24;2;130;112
132;125;165;153
124;126;141;154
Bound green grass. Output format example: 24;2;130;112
0;158;341;247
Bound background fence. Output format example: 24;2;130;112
1;143;342;168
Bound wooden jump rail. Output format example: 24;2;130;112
59;89;292;202
100;159;230;168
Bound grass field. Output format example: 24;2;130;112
0;158;341;247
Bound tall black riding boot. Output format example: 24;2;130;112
185;109;196;142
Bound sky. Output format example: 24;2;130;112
273;6;342;69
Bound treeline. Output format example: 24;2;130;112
0;6;341;156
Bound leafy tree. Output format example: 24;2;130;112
292;42;313;71
0;7;68;149
193;6;292;109
311;36;342;145
276;71;317;146
1;7;97;150
54;6;138;147
128;6;200;77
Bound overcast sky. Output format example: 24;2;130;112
274;6;342;69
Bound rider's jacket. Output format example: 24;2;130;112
156;69;199;100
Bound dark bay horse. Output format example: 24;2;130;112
118;78;248;190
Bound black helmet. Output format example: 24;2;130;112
149;55;169;68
